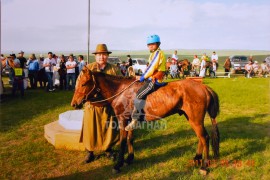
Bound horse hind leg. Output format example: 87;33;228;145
189;121;210;171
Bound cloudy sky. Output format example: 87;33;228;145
1;0;270;53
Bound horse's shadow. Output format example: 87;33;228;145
48;113;269;179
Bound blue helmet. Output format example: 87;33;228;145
147;34;160;45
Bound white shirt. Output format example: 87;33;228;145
66;61;77;74
43;58;56;72
211;54;219;62
192;58;200;66
172;54;178;60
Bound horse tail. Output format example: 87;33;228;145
206;86;220;159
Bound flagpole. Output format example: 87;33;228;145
87;0;90;64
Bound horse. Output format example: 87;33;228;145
71;66;220;174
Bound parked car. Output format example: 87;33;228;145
265;56;270;67
229;55;248;73
132;58;148;75
107;57;121;65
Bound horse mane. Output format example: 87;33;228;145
92;71;135;82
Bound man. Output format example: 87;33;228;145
27;54;39;89
192;55;200;76
65;54;77;90
172;50;178;61
211;51;219;69
43;52;56;92
9;54;24;97
17;51;27;69
127;55;133;67
80;44;121;163
125;34;166;131
77;55;86;74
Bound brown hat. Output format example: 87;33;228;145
92;44;112;54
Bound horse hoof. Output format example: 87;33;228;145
199;167;209;176
112;168;121;174
124;161;131;166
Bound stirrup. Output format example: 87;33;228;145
125;119;138;131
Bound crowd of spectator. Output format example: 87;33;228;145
1;50;269;97
166;51;270;79
1;51;87;97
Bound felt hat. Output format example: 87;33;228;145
92;44;112;54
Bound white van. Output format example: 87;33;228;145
132;58;148;75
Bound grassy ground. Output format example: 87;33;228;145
0;76;269;179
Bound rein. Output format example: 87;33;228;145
90;79;138;104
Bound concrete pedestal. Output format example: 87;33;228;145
44;110;85;151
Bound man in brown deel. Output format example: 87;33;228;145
80;44;121;163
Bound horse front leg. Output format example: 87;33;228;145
125;130;134;165
112;128;127;174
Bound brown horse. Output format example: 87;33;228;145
71;66;220;174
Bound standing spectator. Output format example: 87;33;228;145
172;50;178;61
199;56;207;77
223;57;231;76
127;55;133;67
27;54;39;89
52;54;60;88
18;51;28;88
192;55;200;76
43;52;56;92
17;51;27;69
37;54;46;88
78;55;86;74
245;60;253;78
211;51;219;69
58;55;67;90
65;54;77;90
9;54;24;97
120;61;127;76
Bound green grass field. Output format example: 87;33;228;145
0;75;269;179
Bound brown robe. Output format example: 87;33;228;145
79;62;121;151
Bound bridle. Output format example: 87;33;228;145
76;69;138;105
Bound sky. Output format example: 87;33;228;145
1;0;270;53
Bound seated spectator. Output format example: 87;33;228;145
252;61;260;76
209;61;216;78
245;60;253;78
170;59;179;79
260;61;269;77
126;66;135;77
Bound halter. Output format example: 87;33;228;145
75;74;101;104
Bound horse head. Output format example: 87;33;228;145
71;66;99;109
